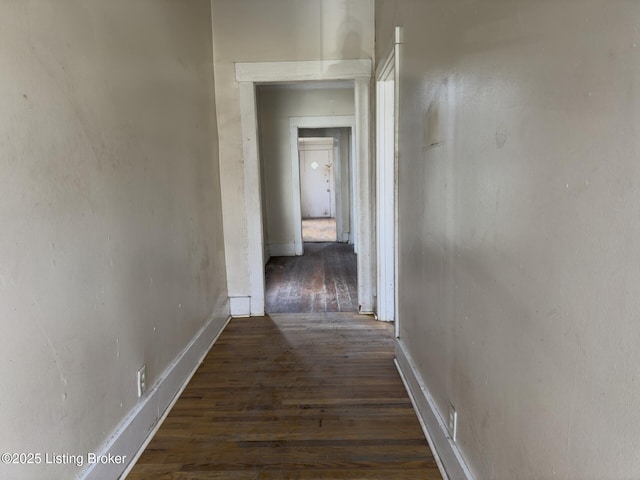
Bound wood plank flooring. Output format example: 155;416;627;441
127;313;442;480
265;243;357;314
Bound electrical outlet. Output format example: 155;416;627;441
448;403;458;442
137;365;147;398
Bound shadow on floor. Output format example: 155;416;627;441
126;313;441;479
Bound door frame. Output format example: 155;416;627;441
375;29;401;325
290;116;355;255
235;60;372;316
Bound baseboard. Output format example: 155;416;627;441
79;298;231;480
395;338;475;480
268;243;297;257
229;296;251;317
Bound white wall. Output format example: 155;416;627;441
211;0;374;298
0;2;227;479
258;87;354;249
377;1;640;479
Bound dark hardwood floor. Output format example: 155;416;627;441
126;313;442;480
265;243;358;314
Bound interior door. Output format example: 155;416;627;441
299;139;334;218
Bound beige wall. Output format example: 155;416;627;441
211;0;374;296
377;1;640;479
0;2;227;479
258;87;354;247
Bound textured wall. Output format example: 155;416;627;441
377;1;640;479
0;2;227;478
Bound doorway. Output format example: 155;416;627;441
297;126;353;245
288;117;355;256
234;60;373;316
298;137;337;242
257;92;358;313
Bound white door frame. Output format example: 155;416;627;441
236;60;373;316
375;29;401;325
290;115;356;255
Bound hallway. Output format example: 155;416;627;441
5;2;640;479
127;313;441;479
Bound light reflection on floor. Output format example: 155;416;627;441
302;217;336;242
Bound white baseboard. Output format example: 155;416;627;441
229;296;251;317
79;299;231;480
395;338;475;480
268;243;297;257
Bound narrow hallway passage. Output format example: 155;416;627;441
127;313;441;479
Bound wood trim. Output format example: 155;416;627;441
354;78;374;313
395;338;476;480
235;59;371;82
80;300;231;480
238;82;266;316
298;137;335;148
376;43;396;80
393;27;403;338
375;46;396;323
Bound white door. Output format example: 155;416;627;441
299;138;335;218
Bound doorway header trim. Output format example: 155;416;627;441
235;59;371;83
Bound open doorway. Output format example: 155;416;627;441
298;136;337;243
297;127;353;245
289;118;356;255
234;60;373;316
255;83;358;313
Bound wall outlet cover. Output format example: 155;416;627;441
448;402;458;442
137;365;147;398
